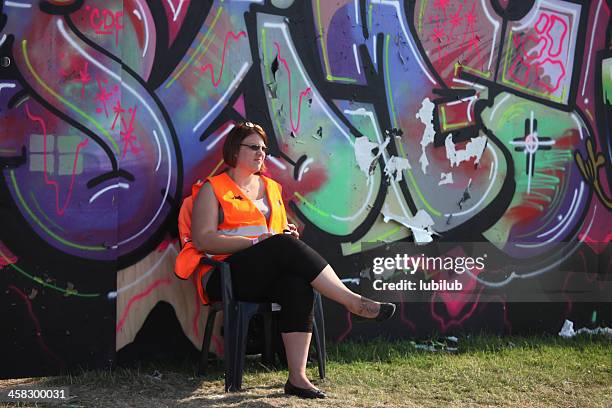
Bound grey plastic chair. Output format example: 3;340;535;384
198;258;326;392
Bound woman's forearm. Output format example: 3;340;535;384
193;231;253;255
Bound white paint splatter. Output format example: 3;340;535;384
384;156;411;182
381;205;437;244
354;137;379;175
445;134;487;168
354;136;390;178
438;172;453;185
416;98;435;174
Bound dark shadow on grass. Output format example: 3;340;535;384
8;356;292;408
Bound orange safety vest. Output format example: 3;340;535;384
175;172;288;304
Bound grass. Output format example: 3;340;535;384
1;335;610;407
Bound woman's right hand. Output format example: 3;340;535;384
256;232;274;243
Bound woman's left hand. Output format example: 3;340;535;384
285;223;299;239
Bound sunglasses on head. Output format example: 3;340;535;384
242;121;264;132
240;143;268;153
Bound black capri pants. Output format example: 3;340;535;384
204;234;328;333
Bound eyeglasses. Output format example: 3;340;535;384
240;143;268;153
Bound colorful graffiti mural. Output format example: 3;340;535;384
1;0;610;378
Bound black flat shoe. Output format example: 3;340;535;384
354;302;396;322
284;380;327;399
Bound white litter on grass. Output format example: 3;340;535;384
414;344;437;352
558;319;612;338
146;370;163;381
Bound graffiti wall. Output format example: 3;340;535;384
1;0;610;378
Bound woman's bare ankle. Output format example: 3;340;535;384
350;296;380;318
288;373;314;389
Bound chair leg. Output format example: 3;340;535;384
261;314;275;366
228;304;257;392
223;305;238;392
198;308;218;376
313;293;326;379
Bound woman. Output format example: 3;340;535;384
191;122;395;399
